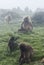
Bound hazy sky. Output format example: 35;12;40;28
0;0;44;11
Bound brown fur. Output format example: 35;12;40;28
21;17;33;32
19;44;33;65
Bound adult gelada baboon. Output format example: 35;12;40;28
21;17;33;32
19;44;33;65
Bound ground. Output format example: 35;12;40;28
0;22;44;65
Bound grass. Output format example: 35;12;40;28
0;22;44;65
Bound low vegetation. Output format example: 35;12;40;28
0;22;44;65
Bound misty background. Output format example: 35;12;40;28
0;0;44;11
0;0;44;26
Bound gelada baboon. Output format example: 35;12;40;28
21;17;33;32
19;44;33;65
8;36;15;52
8;36;19;53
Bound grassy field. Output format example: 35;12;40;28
0;22;44;65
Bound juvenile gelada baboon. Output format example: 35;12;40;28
8;36;18;53
19;44;33;65
8;36;15;52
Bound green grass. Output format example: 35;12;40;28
0;22;44;65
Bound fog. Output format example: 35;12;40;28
0;0;44;11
